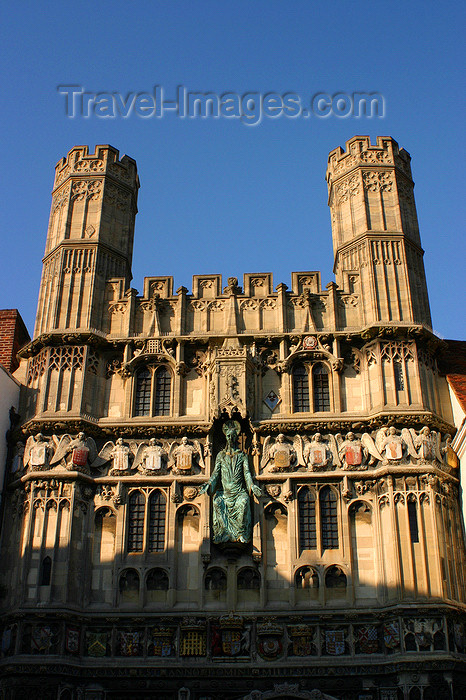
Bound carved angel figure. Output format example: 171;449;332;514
414;426;442;463
260;434;297;472
400;426;442;464
24;433;56;472
376;426;406;462
133;438;168;473
169;436;205;474
336;432;379;470
301;433;340;471
98;437;135;474
50;431;100;471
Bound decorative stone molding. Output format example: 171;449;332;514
362;171;393;192
71;179;103;201
336;174;360;203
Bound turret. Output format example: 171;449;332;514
326;136;431;327
34;145;139;336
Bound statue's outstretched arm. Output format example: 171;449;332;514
243;454;261;497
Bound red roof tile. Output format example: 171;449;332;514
442;340;466;413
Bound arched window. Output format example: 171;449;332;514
408;500;419;543
325;566;346;588
237;568;260;590
394;360;404;391
39;556;52;586
293;364;309;412
146;568;169;591
433;630;445;650
405;632;416;651
127;491;145;552
148;490;166;552
295;566;319;589
154;367;171;416
119;568;140;603
127;489;167;554
135;367;151;416
320;486;338;549
312;363;330;411
205;568;227;591
298;487;316;550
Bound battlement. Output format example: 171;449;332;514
326;135;412;185
132;271;323;300
53;144;139;192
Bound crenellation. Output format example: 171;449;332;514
291;271;322;295
141;275;174;299
102;270;350;337
326;135;412;184
53;144;138;192
243;272;274;297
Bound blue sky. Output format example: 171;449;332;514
1;1;464;339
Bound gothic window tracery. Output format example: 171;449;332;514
134;367;151;416
312;363;330;411
127;489;167;554
148;490;167;552
127;491;145;552
154;366;171;416
133;365;173;417
293;364;309;412
292;362;332;413
320;486;339;549
298;486;317;550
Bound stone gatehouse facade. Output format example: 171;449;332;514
0;137;464;700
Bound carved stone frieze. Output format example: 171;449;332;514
51;184;71;211
354;479;377;495
74;158;105;174
362;171;393;192
336;174;360;203
71;179;103;201
105;183;131;209
109;302;127;315
240;299;259;311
